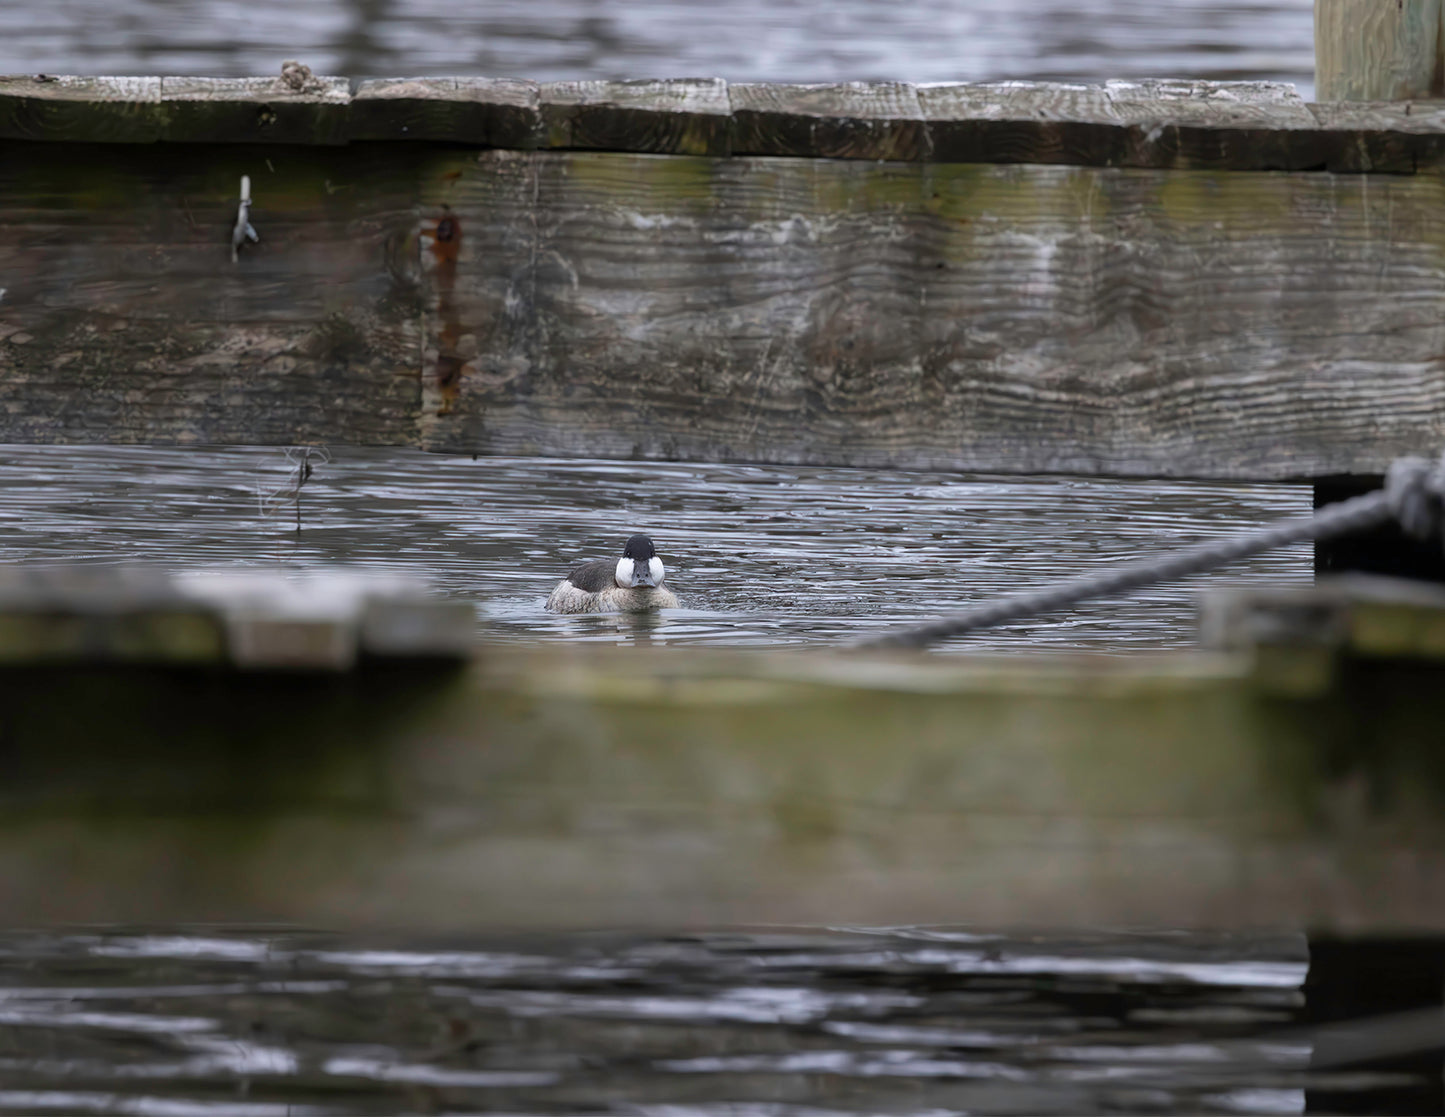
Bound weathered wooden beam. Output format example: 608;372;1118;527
416;149;1445;479
2;575;1445;932
0;567;474;669
348;77;541;148
7;76;1445;172
731;82;928;161
1316;0;1444;102
540;79;732;156
6;139;1445;478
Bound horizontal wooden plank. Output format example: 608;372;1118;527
3;577;1445;931
540;79;731;156
349;77;541;147
6;75;1445;173
730;82;928;160
0;75;166;143
0;73;352;146
416;149;1445;480
0;567;474;669
1306;100;1445;172
6;137;1445;479
159;74;352;146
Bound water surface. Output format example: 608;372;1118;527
0;926;1326;1116
0;0;1317;97
0;445;1312;652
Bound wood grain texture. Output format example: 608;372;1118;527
350;77;541;147
731;82;929;160
540;79;731;155
159;75;352;146
1316;0;1443;101
418;148;1445;480
0;142;425;446
921;81;1125;167
1307;100;1445;172
0;75;166;143
0;74;352;146
7;136;1445;480
924;80;1331;171
6;76;1445;173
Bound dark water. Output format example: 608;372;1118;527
0;444;1311;652
0;926;1329;1116
0;0;1318;98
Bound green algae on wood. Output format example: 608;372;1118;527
8;76;1445;173
5;578;1445;932
417;149;1445;480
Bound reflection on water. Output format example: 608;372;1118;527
0;0;1317;97
0;927;1324;1115
0;445;1311;652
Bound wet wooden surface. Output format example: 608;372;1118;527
5;77;1445;477
1315;0;1443;103
0;573;1444;932
0;142;424;446
419;149;1445;479
5;139;1445;477
6;75;1445;171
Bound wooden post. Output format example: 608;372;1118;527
1303;938;1445;1114
1315;0;1443;101
1314;2;1445;580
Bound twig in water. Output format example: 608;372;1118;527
256;445;331;533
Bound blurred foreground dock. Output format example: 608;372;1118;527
2;568;1444;934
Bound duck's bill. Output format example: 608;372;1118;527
631;568;657;588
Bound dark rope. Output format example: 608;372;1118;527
848;452;1445;651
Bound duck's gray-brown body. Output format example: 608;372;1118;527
545;556;678;614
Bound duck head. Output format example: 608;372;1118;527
615;534;665;589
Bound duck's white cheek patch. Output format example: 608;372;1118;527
649;557;665;585
616;557;635;587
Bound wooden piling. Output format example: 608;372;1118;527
1315;0;1444;102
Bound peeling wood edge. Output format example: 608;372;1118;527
2;75;1445;171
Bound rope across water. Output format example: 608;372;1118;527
849;453;1445;651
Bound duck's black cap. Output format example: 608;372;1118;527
622;534;656;559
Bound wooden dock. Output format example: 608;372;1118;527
3;72;1445;480
0;567;1443;934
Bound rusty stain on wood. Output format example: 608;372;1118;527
423;206;464;416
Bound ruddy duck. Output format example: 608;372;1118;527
545;534;679;614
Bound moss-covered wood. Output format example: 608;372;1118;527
0;567;474;669
6;137;1445;477
0;141;424;446
540;79;732;156
418;149;1445;479
7;75;1445;173
4;577;1445;932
